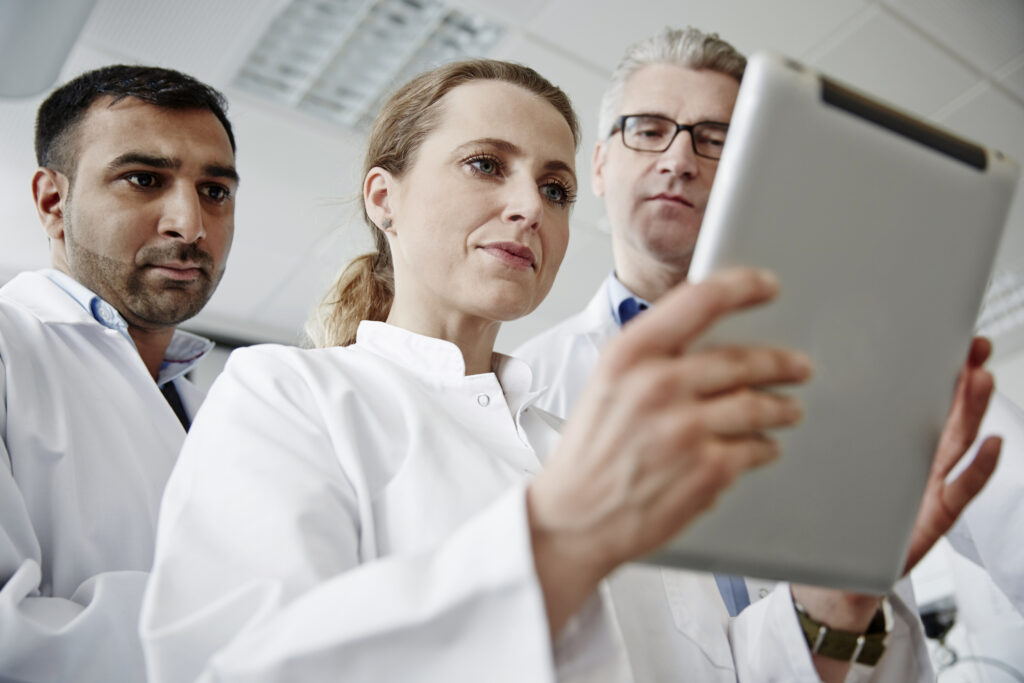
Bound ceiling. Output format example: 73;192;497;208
2;0;1023;364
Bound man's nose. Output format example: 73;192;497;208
158;185;205;243
655;129;700;178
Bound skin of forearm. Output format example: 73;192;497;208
525;484;613;638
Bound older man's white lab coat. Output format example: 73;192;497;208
0;271;208;682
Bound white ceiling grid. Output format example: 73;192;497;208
0;0;1022;359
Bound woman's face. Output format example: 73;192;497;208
378;80;577;328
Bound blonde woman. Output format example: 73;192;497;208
140;59;990;682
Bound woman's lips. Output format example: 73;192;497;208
479;242;536;270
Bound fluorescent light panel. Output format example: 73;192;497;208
233;0;504;129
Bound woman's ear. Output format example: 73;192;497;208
33;167;68;241
364;166;396;234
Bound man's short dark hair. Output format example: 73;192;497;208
35;64;236;177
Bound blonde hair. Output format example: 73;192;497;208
597;26;746;139
306;59;580;347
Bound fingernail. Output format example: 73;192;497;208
759;440;781;465
793;352;814;377
756;269;779;288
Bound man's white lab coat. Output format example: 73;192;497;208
0;271;208;682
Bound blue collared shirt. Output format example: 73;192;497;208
42;269;213;387
606;272;652;326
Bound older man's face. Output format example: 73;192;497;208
593;64;739;277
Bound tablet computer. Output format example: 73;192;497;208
647;51;1020;593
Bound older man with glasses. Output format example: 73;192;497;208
517;25;1017;682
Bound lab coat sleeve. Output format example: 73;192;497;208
141;348;557;683
945;391;1024;615
0;357;149;682
729;581;934;682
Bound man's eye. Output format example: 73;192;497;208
697;132;726;145
697;135;725;147
125;173;158;188
204;185;232;202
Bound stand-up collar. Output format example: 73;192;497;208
354;320;534;397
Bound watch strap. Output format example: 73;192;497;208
794;597;890;666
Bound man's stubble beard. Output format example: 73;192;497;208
62;196;223;328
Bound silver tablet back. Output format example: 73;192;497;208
650;51;1019;593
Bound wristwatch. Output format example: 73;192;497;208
793;596;892;666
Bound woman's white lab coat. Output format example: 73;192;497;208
142;321;928;683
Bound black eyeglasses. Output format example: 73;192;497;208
611;115;730;159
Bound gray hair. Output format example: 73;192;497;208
597;26;746;139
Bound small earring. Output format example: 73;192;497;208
380;217;392;230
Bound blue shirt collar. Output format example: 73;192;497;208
41;269;213;386
605;272;651;327
43;269;130;337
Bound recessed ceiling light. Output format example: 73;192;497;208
233;0;505;129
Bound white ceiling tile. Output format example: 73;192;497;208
809;7;978;118
882;0;1024;74
79;0;285;86
525;0;870;72
997;53;1024;102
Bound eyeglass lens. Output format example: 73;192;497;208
621;116;728;158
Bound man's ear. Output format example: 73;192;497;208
591;141;608;199
32;167;68;241
363;166;396;234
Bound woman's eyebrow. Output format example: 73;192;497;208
452;138;520;157
543;159;577;185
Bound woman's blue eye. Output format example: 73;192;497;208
542;182;575;206
470;157;499;175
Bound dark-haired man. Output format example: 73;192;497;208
0;65;238;681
